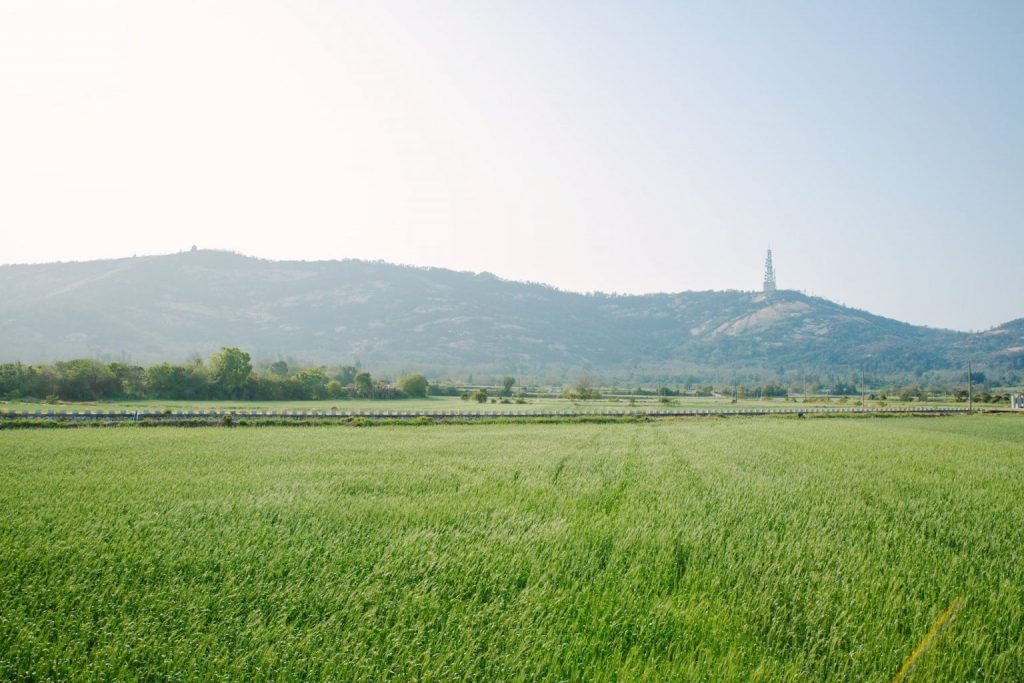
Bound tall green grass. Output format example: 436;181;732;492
1;417;1022;680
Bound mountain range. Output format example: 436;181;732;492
1;250;1021;384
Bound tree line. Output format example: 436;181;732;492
2;349;1013;405
0;348;432;402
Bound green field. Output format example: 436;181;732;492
2;417;1022;680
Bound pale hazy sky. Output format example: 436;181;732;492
1;1;1022;331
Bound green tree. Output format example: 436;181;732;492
355;371;374;398
326;380;344;399
501;376;516;397
568;373;599;400
55;359;119;401
335;366;358;386
146;363;184;398
147;362;210;399
109;362;146;398
473;388;488;403
268;360;289;376
399;373;429;398
210;347;252;398
0;363;30;398
293;367;328;399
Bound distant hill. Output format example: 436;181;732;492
1;250;1021;383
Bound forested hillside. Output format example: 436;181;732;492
1;250;1020;384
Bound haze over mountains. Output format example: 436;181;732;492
1;250;1021;384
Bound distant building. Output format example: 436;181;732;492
763;249;777;293
1012;394;1024;409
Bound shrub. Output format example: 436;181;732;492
398;374;429;398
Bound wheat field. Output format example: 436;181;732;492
1;416;1022;680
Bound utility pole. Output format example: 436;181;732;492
968;360;973;414
861;369;866;407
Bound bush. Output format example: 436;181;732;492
398;374;429;398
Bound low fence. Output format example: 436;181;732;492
0;405;975;423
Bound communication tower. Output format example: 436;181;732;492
763;248;777;293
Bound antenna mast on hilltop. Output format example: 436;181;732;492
763;248;777;293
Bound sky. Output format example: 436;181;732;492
1;1;1022;331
